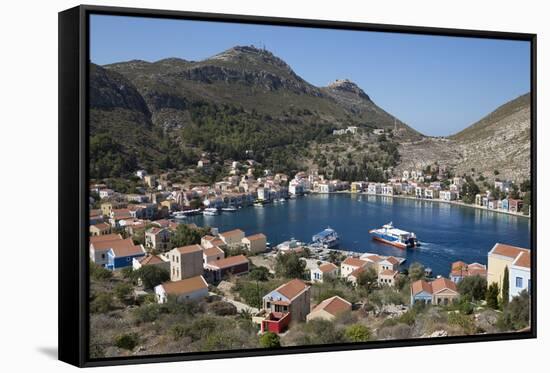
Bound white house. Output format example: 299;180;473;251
440;190;457;201
509;251;531;300
340;257;369;278
155;275;209;304
310;262;339;282
367;183;382;195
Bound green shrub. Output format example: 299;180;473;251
90;292;114;313
114;333;139;350
133;303;161;323
208;301;237;316
114;283;133;300
345;324;371;342
259;332;281;348
90;261;112;281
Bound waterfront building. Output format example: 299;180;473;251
440;190;457;201
310;262;339;283
488;243;530;297
241;233;267;254
382;184;394;196
500;198;509;211
155;275;209;303
425;188;439;199
367;183;382;195
509;198;524;213
169;244;204;281
449;261;487;283
306;296;352;322
219;229;245;245
415;186;425;198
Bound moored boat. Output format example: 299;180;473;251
312;227;340;249
203;207;220;216
369;222;419;249
222;206;237;212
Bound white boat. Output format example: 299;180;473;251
203;207;220;216
222;206;237;212
369;222;419;249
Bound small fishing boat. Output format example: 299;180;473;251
369;222;419;249
202;207;220;216
221;206;237;212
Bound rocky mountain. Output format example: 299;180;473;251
90;45;530;184
397;94;531;183
101;45;418;138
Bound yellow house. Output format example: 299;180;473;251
487;243;530;296
241;233;267;254
89;222;111;236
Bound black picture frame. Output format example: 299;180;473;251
58;4;537;368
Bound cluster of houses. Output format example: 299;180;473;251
89;223;268;302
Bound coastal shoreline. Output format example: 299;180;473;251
310;191;531;219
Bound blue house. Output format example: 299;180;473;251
410;280;433;305
500;198;509;211
106;243;146;270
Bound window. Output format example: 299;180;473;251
516;277;523;288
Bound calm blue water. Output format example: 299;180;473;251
184;194;531;276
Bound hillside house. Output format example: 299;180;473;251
306;296;352;322
410;277;459;305
155;275;209;304
310;262;339;283
169;245;204;281
449;261;487;283
488;243;530;297
259;279;311;334
241;233;267;254
145;227;172;252
204;254;249;282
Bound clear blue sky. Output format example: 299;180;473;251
90;15;530;136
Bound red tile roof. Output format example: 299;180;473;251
490;243;529;259
219;229;245;238
160;275;208;295
379;269;398;277
89;233;122;244
431;277;458;294
342;257;368;268
311;296;352;316
203;246;224;257
208;254;248;270
513;251;531;269
319;263;338;273
138;254;166;266
244;233;266;242
175;244;203;254
411;280;432;295
275;279;309;301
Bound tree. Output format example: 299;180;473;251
133;265;170;290
356;266;379;293
461;176;480;204
408;262;425;281
345;324;371;342
486;282;500;309
274;252;306;279
502;266;510;306
114;283;133;301
457;275;487;301
249;266;271;282
171;224;210;248
259;332;281;348
497;290;530;331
